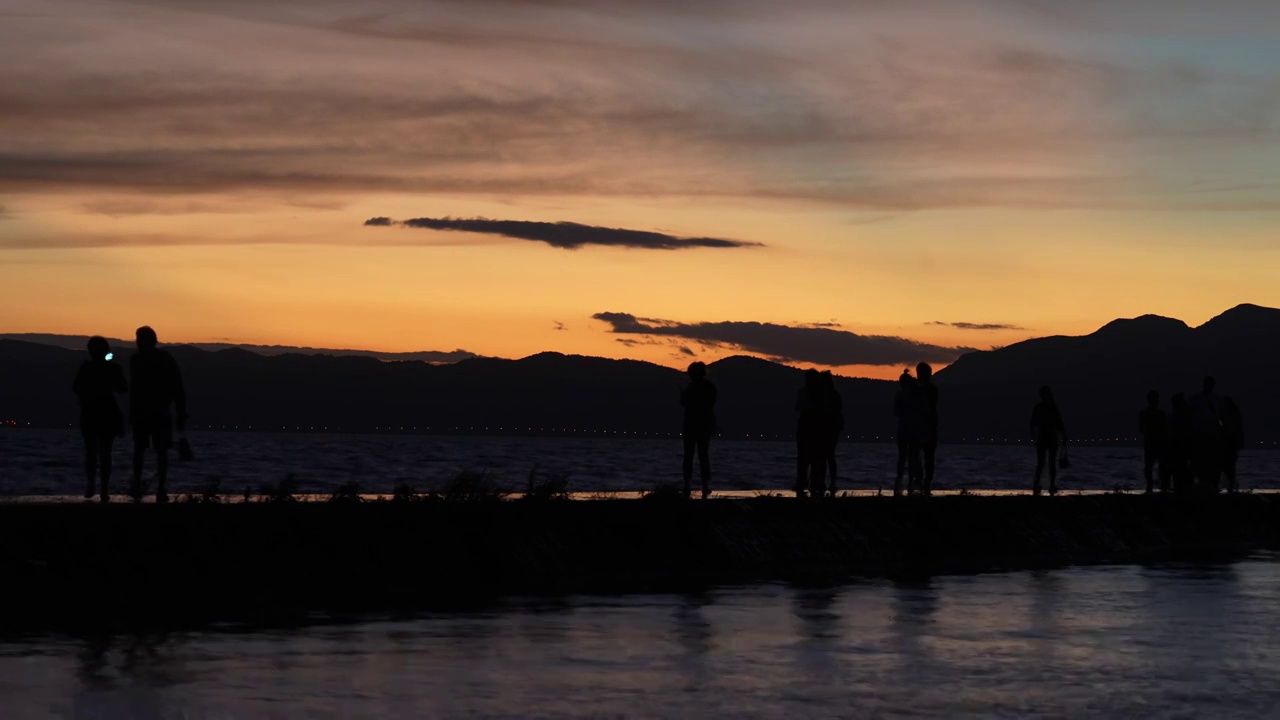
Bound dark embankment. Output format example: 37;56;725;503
3;494;1278;630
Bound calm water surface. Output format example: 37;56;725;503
3;429;1278;496
4;556;1280;719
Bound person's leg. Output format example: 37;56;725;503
83;431;97;499
895;440;906;496
97;436;113;501
131;434;147;500
682;436;695;498
908;442;922;495
1152;443;1162;491
796;440;810;497
156;447;170;502
922;435;936;495
825;443;837;496
1034;443;1046;495
1226;450;1238;493
1047;441;1059;495
809;450;826;499
698;437;711;498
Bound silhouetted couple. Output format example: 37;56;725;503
72;326;188;503
1030;385;1067;496
1140;377;1243;494
680;361;717;499
795;369;842;498
893;363;938;497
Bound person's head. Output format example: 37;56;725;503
820;370;835;389
686;361;706;380
1172;393;1186;409
1203;375;1216;394
86;336;110;361
1039;385;1054;404
1147;390;1160;407
1223;396;1238;414
136;325;158;350
899;370;915;389
916;362;933;382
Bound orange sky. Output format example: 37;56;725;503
4;1;1280;379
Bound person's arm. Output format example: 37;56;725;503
709;383;717;409
113;364;128;393
128;357;139;423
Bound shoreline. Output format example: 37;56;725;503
3;494;1278;630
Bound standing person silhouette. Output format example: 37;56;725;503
819;371;843;497
1189;375;1223;493
1220;397;1243;494
1139;391;1167;493
72;336;127;502
129;326;188;503
916;362;939;496
1030;385;1066;496
794;369;825;498
679;361;716;499
893;370;924;497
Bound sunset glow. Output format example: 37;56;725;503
5;0;1280;379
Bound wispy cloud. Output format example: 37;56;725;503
4;0;1280;213
593;312;972;366
366;216;761;250
927;321;1026;331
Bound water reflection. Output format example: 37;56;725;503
5;560;1280;718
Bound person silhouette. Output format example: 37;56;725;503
1139;390;1166;493
916;362;939;495
1168;393;1194;494
794;369;826;498
72;336;127;502
819;371;843;497
893;370;924;497
1189;375;1223;493
129;326;188;503
679;361;716;499
1030;385;1066;496
1220;397;1243;494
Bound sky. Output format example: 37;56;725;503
4;0;1280;379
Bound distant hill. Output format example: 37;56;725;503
934;304;1280;442
0;334;477;364
3;304;1277;441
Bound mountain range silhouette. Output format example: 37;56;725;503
2;304;1276;442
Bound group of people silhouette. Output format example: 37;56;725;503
1139;376;1244;496
679;362;1245;499
72;327;188;503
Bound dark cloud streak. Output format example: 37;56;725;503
927;321;1026;331
367;216;761;250
593;312;972;366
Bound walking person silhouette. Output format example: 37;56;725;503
916;362;939;495
72;336;127;502
679;361;716;499
1030;385;1066;496
1139;391;1167;493
129;326;188;503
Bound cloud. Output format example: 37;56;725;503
593;312;972;366
3;0;1280;215
367;216;761;250
927;321;1026;331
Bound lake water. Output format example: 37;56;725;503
4;556;1280;719
2;429;1278;497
